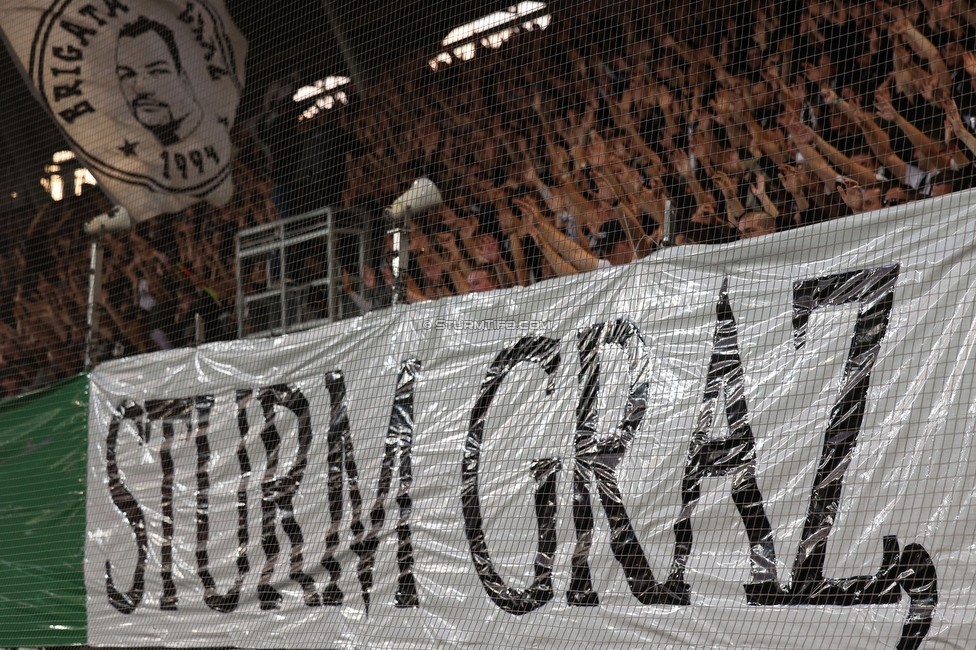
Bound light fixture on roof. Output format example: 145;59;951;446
292;76;351;102
300;91;349;121
429;2;549;70
50;175;63;201
41;150;95;201
74;168;97;196
293;76;351;121
441;1;545;45
386;177;443;221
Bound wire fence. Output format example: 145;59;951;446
5;0;976;398
2;0;975;647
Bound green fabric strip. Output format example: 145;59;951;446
0;374;89;646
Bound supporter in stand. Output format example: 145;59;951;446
739;211;779;238
0;135;278;399
0;191;106;399
328;0;976;306
13;0;976;398
467;267;500;293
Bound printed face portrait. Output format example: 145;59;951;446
116;17;203;146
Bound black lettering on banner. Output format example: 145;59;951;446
462;336;562;615
78;4;107;26
145;398;193;611
255;385;319;608
204;145;220;164
789;265;937;648
99;0;129;17
320;364;421;611
319;371;364;606
50;66;81;77
58;100;94;124
194;395;249;612
195;24;214;60
178;2;216;60
178;1;196;22
143;396;250;612
351;359;421;612
234;390;255;588
104;401;147;614
78;0;128;23
53;78;83;102
52;45;82;61
189;150;204;174
160;151;170;179
896;544;938;650
59;19;97;46
789;265;904;604
199;37;216;62
174;153;188;179
667;281;784;606
208;64;228;80
568;318;685;606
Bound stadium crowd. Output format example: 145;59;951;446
6;0;976;396
0;153;277;399
333;0;976;305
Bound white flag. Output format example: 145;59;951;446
0;0;246;221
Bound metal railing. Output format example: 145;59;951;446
235;207;365;338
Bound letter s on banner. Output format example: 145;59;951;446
462;336;561;615
104;401;148;614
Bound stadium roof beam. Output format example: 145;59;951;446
319;0;365;96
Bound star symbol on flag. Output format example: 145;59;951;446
118;140;139;157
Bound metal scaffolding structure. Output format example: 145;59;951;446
235;207;366;338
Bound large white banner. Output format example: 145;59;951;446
87;192;976;649
0;0;246;220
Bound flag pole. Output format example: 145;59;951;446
83;240;105;371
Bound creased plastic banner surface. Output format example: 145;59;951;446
87;192;976;649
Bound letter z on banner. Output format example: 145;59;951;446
0;0;245;220
86;195;976;648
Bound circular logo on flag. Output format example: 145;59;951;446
31;0;242;197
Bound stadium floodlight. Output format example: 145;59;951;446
431;2;549;69
292;76;350;102
84;205;132;235
384;178;443;304
294;76;352;120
